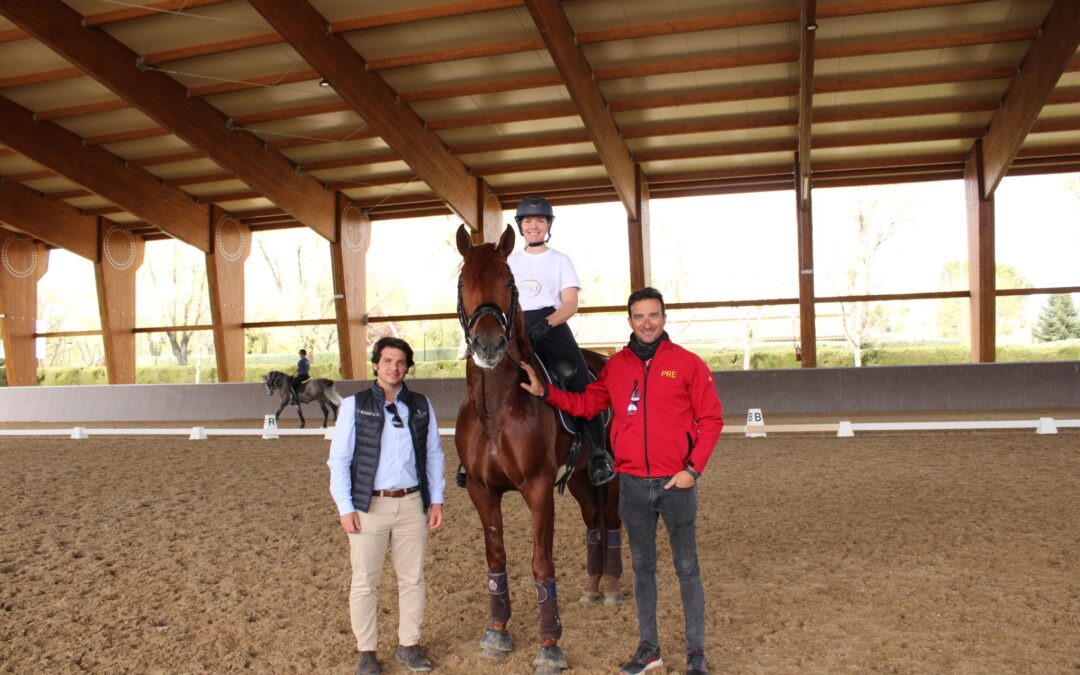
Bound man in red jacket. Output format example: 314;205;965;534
521;286;723;675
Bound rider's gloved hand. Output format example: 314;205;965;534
527;320;551;344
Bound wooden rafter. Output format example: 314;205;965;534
524;0;638;219
0;94;210;252
0;0;337;241
0;182;98;260
977;0;1080;198
247;0;480;227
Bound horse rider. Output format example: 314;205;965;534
326;337;446;674
290;348;310;403
520;287;724;675
507;195;616;486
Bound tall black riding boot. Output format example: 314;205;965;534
583;416;615;485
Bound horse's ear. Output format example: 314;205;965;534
455;224;473;255
496;224;515;257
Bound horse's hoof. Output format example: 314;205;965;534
480;628;513;657
603;592;623;605
578;591;600;603
536;666;563;675
533;645;568;670
481;646;508;660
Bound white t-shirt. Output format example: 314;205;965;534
508;248;581;311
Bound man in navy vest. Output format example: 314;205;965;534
327;337;446;674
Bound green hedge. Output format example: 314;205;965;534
14;341;1080;386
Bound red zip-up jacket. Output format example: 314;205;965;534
544;339;723;478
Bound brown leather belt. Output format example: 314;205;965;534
372;485;420;498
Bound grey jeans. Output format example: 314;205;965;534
618;473;706;653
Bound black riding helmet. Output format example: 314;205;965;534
514;195;555;240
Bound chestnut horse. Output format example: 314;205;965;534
454;225;622;674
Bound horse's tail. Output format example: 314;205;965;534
324;383;342;406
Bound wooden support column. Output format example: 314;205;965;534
627;164;652;291
477;179;505;245
331;195;371;379
964;139;995;363
94;220;145;384
0;231;48;386
795;156;818;367
205;207;251;382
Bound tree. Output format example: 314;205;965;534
829;187;910;366
1033;294;1080;341
141;241;210;366
937;262;1033;341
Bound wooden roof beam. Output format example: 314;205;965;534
977;0;1080;198
248;0;479;228
0;182;98;260
524;0;638;219
0;0;336;241
0;95;210;251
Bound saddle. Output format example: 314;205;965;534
530;354;612;433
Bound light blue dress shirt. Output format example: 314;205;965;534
327;390;446;517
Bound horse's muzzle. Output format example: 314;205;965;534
470;333;508;369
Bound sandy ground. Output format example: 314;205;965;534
2;416;1079;674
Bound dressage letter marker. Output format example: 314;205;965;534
745;408;766;438
262;415;279;440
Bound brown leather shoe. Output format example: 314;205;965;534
355;650;380;675
395;644;433;672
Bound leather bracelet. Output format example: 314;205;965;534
684;465;701;479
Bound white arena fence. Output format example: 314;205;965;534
0;420;1075;440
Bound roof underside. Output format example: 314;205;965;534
0;0;1077;241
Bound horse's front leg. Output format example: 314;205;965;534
520;484;568;674
293;398;306;428
274;395;289;422
465;484;514;660
317;398;330;428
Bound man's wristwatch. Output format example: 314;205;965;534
684;465;701;480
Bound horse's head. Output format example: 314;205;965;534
456;224;522;369
263;372;278;396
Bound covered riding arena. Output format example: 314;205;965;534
2;0;1079;673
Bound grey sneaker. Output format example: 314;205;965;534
686;647;708;674
355;651;380;675
620;641;663;674
395;644;433;672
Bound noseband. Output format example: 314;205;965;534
456;276;519;353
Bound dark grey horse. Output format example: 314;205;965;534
263;370;342;428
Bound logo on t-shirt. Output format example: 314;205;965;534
518;279;541;298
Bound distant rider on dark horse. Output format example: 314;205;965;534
290;348;310;403
507;195;615;486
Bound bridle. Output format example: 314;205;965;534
456;275;520;354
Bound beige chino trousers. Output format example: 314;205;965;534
347;491;428;652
